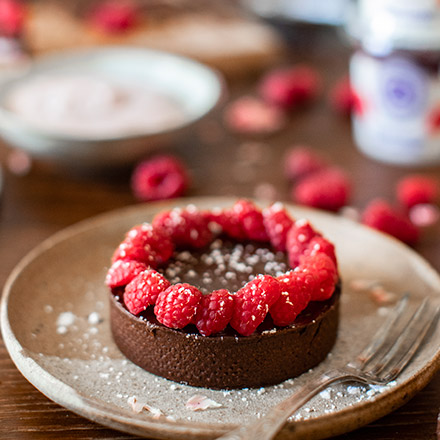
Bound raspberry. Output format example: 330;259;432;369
361;199;419;245
262;202;294;251
207;208;246;240
230;199;269;242
258;64;321;110
303;236;337;266
131;155;189;202
194;289;234;336
286;219;320;268
396;175;438;209
0;0;24;37
270;271;313;326
298;253;338;301
105;259;148;289
123;269;171;315
292;168;351;212
283;145;327;182
89;0;137;33
328;76;363;116
153;205;212;248
112;223;174;266
427;107;440;133
223;95;286;135
154;283;202;329
230;275;281;336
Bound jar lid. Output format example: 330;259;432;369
346;0;440;54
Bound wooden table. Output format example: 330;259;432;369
1;26;440;440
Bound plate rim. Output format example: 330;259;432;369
2;196;440;439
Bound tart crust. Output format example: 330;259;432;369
109;285;340;389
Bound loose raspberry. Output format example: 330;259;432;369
124;269;171;315
286;219;320;268
409;203;440;228
262;202;294;251
271;271;313;326
0;0;24;37
303;236;337;266
396;175;439;209
154;283;202;329
298;253;338;301
112;223;174;266
89;0;137;33
361;199;419;245
328;76;363;116
283;145;327;182
131;155;189;202
223;95;286;136
258;64;321;110
194;289;234;336
427;106;440;133
153;206;212;248
105;259;148;289
230;275;281;336
230;199;269;242
292;167;351;212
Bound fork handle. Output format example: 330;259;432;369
217;369;357;440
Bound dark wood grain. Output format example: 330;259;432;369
1;25;440;440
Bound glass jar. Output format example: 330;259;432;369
347;0;440;166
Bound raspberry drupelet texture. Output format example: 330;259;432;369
230;275;281;336
131;155;189;202
271;270;313;326
154;283;203;329
107;199;340;336
106;259;148;289
194;289;234;336
153;205;212;248
112;223;173;266
262;202;294;252
124;269;171;315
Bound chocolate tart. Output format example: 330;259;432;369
110;283;340;390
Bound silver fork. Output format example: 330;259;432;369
217;294;440;440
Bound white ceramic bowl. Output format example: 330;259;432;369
0;47;224;168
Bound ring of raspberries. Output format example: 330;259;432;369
106;200;338;337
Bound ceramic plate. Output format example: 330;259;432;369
2;197;440;440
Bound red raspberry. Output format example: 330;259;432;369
283;145;327;182
303;236;337;267
0;0;24;36
123;269;171;315
328;76;363;116
361;199;419;245
396;175;438;209
223;95;286;136
194;289;234;336
292;168;351;212
230;275;281;336
427;106;440;133
298;253;338;301
271;271;313;326
230;199;269;242
286;219;320;268
262;202;294;251
258;64;321;110
105;259;148;289
207;208;246;240
154;283;202;329
112;223;174;266
131;155;189;202
89;0;137;33
153;206;212;248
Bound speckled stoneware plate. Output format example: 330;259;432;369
2;197;440;440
